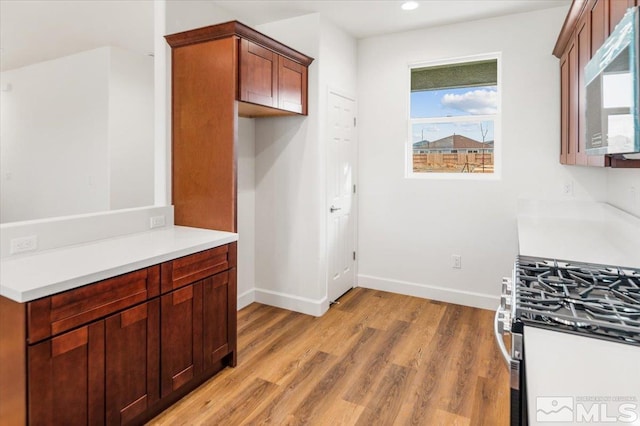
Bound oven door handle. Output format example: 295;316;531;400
494;305;512;368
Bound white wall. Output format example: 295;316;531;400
254;14;324;315
356;6;608;309
165;0;235;34
252;15;358;316
1;48;111;223
109;47;155;210
606;168;640;218
0;46;155;223
237;117;256;309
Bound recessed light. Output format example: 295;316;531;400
401;1;419;11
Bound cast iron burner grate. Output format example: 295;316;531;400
514;255;640;345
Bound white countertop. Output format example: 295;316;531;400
517;199;640;268
0;226;238;303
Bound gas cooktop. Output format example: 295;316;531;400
514;255;640;345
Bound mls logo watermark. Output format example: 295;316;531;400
537;396;639;423
537;397;573;422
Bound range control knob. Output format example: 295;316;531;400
497;311;512;334
500;294;511;310
501;277;512;294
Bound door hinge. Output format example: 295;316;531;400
353;251;356;261
353;184;356;194
353;117;356;127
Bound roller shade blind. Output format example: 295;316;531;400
411;59;497;92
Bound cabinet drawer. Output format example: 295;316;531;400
28;266;160;343
161;244;236;293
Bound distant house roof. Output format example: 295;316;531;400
413;134;493;150
413;140;431;150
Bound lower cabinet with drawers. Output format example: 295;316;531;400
0;242;237;426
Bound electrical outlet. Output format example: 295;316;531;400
10;235;38;254
150;215;166;229
452;254;462;269
562;181;574;196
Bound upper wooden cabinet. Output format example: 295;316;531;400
166;21;313;118
165;21;314;232
554;0;639;168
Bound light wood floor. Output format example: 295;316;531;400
148;288;510;425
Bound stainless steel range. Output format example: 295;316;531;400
495;255;640;425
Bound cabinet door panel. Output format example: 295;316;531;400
105;300;159;425
560;54;569;164
28;322;104;426
591;0;606;55
239;39;278;108
203;272;230;368
278;56;307;114
567;41;578;165
609;0;633;34
576;18;590;165
161;283;203;397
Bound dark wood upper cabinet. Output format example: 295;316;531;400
278;56;308;114
166;20;314;119
553;0;638;168
239;39;278;108
166;21;314;232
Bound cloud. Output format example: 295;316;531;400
441;89;497;115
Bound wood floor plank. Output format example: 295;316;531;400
389;301;447;368
342;319;410;405
193;378;278;425
148;288;511;426
241;351;337;425
289;327;380;424
437;307;486;417
355;363;416;425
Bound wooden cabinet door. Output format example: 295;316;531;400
567;39;578;165
160;283;203;397
560;52;569;164
105;300;159;425
202;270;233;369
28;322;105;426
591;0;607;55
239;39;278;108
278;56;307;114
576;17;590;166
608;0;634;35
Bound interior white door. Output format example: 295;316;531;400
327;91;357;303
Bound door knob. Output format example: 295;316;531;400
330;205;341;213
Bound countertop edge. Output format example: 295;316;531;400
0;227;238;303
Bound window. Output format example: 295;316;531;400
408;54;500;177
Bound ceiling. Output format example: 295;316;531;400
0;0;154;71
211;0;572;39
0;0;571;72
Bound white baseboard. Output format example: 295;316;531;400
253;287;330;317
357;274;499;311
237;288;256;310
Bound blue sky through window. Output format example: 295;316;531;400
410;85;498;119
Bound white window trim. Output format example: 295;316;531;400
405;52;502;180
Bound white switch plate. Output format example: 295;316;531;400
150;215;166;229
10;235;38;254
